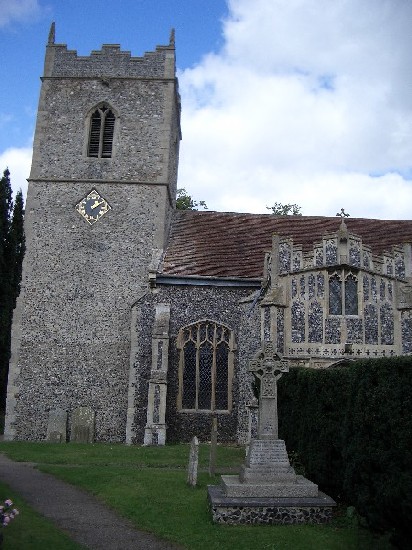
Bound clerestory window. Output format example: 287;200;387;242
87;105;115;158
177;320;236;412
329;271;358;315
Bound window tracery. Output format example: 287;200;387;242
328;270;358;315
177;320;235;412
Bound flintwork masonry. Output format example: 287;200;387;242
261;219;412;368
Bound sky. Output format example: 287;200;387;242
1;0;412;219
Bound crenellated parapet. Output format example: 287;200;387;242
44;23;176;80
275;219;411;278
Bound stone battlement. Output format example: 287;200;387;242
44;24;175;79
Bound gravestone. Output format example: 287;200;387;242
70;407;95;443
209;416;218;476
208;342;336;524
187;436;199;487
46;409;67;443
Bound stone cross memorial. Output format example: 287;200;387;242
208;341;336;524
249;342;289;440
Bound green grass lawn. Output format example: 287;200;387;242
0;441;393;550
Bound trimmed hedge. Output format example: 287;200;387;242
277;357;412;549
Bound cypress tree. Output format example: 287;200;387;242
0;170;25;410
6;190;25;304
0;168;12;276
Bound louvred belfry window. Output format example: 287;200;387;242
88;106;115;158
177;320;236;412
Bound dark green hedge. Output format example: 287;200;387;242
277;357;412;549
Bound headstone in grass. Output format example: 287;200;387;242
70;407;95;443
187;436;199;487
209;416;218;476
46;408;67;442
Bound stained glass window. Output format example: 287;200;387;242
178;321;234;411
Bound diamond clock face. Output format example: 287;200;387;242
76;189;111;225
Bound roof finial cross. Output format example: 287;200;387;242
336;208;350;218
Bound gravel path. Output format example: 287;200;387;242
0;454;183;550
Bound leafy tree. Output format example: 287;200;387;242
0;170;25;410
266;202;302;216
176;188;208;210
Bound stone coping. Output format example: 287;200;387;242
208;484;337;508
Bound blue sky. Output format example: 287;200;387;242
2;0;412;219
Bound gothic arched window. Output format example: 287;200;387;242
328;270;358;315
87;105;115;158
177;320;236;412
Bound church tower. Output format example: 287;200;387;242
5;24;181;441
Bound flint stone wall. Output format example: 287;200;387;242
7;182;170;441
129;285;260;444
48;43;173;79
30;77;177;183
209;502;334;525
5;39;180;442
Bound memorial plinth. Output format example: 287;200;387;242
208;342;336;524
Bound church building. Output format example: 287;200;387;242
5;28;412;444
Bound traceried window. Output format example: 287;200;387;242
177;320;236;412
87;105;115;158
329;271;358;315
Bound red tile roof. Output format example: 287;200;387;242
160;211;412;279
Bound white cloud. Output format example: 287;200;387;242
0;0;42;27
0;147;31;199
178;0;412;219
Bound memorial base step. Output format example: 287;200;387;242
221;474;319;498
208;485;336;525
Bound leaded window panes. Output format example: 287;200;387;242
345;274;358;315
329;271;358;316
329;274;342;315
88;105;115;158
198;343;213;409
215;343;229;409
178;320;235;412
182;341;196;409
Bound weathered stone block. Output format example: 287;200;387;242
46;408;67;443
71;407;95;443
